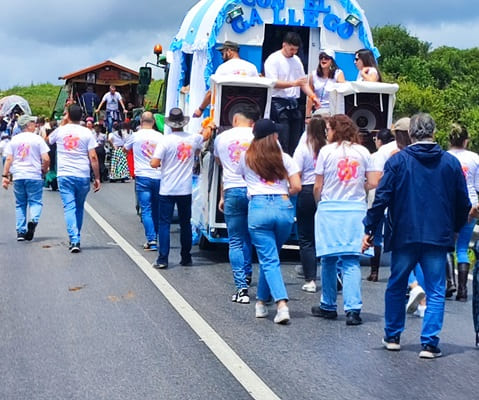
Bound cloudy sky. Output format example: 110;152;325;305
1;0;477;90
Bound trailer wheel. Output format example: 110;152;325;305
198;233;212;250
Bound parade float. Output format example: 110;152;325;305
166;0;398;247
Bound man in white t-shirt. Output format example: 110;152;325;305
264;32;319;155
96;85;127;133
150;108;203;269
192;41;259;118
124;111;163;251
2;115;50;241
214;106;260;304
49;104;101;253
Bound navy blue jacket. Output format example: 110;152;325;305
363;143;471;252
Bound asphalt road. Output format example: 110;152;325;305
1;181;478;400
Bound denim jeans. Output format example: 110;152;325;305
408;264;425;288
157;194;192;265
320;255;362;313
13;179;44;234
135;176;160;242
58;176;91;243
224;187;252;289
296;184;318;281
456;218;477;263
386;244;447;347
248;195;294;302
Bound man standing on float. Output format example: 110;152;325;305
264;31;319;155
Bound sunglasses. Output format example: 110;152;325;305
319;55;331;61
354;57;360;62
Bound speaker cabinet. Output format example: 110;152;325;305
329;82;399;131
219;85;269;127
345;93;390;131
210;75;275;128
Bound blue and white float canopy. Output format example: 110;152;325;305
166;0;379;133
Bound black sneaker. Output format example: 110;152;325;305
346;311;362;326
17;232;26;241
311;306;338;319
245;275;252;286
382;336;401;351
419;344;442;359
231;288;250;304
70;242;81;253
180;257;192;266
153;262;168;269
25;221;38;241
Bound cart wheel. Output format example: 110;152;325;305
198;233;212;250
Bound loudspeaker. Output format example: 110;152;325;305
344;92;389;131
210;76;275;128
219;85;268;127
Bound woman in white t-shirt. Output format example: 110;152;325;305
293;117;327;293
447;124;479;301
305;49;345;120
312;114;377;325
354;48;382;82
108;123;130;182
239;119;301;324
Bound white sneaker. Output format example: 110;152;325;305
414;304;426;318
407;286;426;313
255;303;268;318
301;281;317;293
273;306;290;325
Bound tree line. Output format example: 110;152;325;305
372;25;479;151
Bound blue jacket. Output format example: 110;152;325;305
363;143;471;252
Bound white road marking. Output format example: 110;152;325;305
85;202;281;400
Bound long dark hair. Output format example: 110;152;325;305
307;117;327;157
246;134;288;182
355;48;382;82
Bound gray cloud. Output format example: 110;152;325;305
1;0;477;90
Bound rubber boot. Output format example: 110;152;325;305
445;252;457;298
367;246;381;282
456;262;469;302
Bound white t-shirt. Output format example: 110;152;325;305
153;131;203;195
264;50;305;98
124;128;162;179
293;140;317;185
370;140;398;172
5;132;50;180
448;148;479;204
102;92;123;111
356;67;379;82
315;142;373;202
109;131;126;147
49;124;98;178
215;58;259;77
239;151;299;196
214;127;254;190
311;69;341;108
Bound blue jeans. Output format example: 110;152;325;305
456;218;477;263
320;255;362;313
224;187;252;289
136;176;160;242
386;244;447;347
58;176;91;243
408;264;425;288
157;194;192;265
13;179;44;233
248;195;294;302
106;110;120;133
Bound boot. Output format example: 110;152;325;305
445;252;457;298
367;246;381;282
456;262;469;302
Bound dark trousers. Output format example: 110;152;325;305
296;184;318;281
157;194;192;265
270;97;303;155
